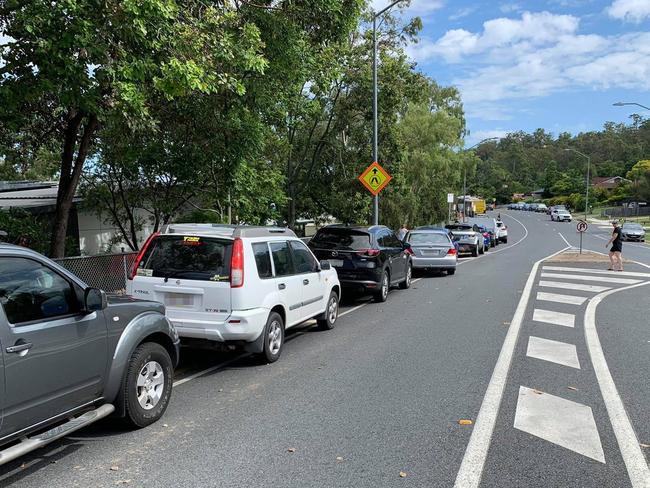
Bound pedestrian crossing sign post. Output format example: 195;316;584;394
359;161;392;196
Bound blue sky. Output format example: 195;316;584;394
373;0;650;146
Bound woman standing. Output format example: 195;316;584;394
606;221;623;271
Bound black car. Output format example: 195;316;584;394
308;225;412;302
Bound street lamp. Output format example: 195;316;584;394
564;148;591;221
372;0;406;225
461;137;499;222
613;101;650;111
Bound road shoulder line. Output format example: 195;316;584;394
453;245;569;488
585;282;650;488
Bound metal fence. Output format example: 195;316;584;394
601;206;650;219
54;252;138;293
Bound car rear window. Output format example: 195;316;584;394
139;236;232;281
407;233;449;245
446;225;472;231
309;229;371;250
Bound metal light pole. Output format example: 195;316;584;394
613;101;650;111
564;148;591;221
372;0;404;226
461;137;499;222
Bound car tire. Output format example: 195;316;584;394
261;312;284;363
399;262;412;289
472;245;479;257
317;291;339;330
503;237;508;243
120;342;173;428
374;270;390;302
479;243;485;255
447;268;456;275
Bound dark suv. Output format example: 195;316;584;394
308;225;412;302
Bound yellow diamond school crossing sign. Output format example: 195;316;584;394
359;161;392;196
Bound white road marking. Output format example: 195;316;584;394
585;281;650;487
540;272;642;285
539;280;611;293
514;386;605;463
543;266;650;278
526;336;580;368
453;246;570;488
532;308;576;327
558;232;571;247
174;353;252;387
339;301;371;318
536;292;588;306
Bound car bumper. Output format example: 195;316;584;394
412;255;457;268
623;235;645;241
170;307;269;343
457;242;478;252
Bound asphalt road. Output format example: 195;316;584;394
1;211;648;488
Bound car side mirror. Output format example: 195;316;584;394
84;288;107;313
319;260;331;271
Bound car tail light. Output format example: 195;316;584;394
447;248;457;255
357;249;380;257
230;238;244;288
129;232;159;280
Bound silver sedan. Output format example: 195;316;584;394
405;230;457;275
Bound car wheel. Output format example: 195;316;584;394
120;342;173;428
504;237;508;243
399;262;412;289
479;243;485;255
317;291;339;330
261;312;284;363
472;245;479;257
374;270;390;302
447;268;456;276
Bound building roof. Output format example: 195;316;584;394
0;181;80;209
592;176;631;187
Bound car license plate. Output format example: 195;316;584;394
423;250;439;256
329;259;344;267
166;293;194;307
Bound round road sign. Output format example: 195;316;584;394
576;220;588;233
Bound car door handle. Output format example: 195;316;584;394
278;283;286;290
6;342;33;354
303;279;310;285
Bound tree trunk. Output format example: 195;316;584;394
49;112;98;258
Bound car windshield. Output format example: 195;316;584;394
446;224;472;231
139;235;232;281
407;233;450;246
623;223;643;230
309;229;371;250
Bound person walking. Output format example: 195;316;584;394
397;223;408;241
606;221;623;271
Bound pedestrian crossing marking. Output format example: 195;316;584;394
532;308;576;327
514;386;605;463
526;336;580;368
543;266;650;279
540;272;641;285
539;280;610;293
536;292;588;306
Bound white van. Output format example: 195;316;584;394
127;224;341;362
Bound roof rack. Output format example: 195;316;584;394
161;223;296;238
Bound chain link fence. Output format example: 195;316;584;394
601;206;650;219
54;252;138;293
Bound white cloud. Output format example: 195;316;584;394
466;129;510;147
499;3;522;14
607;0;650;23
409;11;650;122
449;6;477;21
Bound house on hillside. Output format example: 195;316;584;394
0;181;154;255
592;176;630;190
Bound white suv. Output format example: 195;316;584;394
127;224;341;362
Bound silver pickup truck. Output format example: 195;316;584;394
0;244;179;465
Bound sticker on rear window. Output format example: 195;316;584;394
182;236;201;246
210;274;229;282
136;268;153;277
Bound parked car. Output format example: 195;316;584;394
554;210;573;222
549;205;567;217
309;225;411;303
496;220;508;243
445;223;485;256
476;225;492;250
405;229;457;275
415;226;459;250
535;203;548;213
620;222;646;242
129;224;341;363
469;217;499;247
0;244;179;465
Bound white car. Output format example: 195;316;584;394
496;220;508;243
127;224;341;362
554;211;572;222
